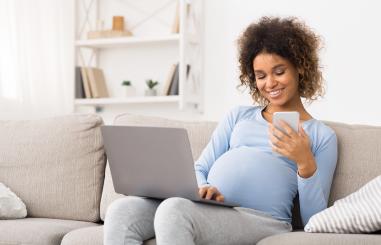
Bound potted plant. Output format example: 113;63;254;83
121;80;136;97
145;79;159;96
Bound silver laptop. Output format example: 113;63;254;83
101;125;238;207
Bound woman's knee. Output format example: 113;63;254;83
154;197;193;226
154;198;198;243
104;197;159;244
106;197;132;217
157;197;192;213
106;196;155;221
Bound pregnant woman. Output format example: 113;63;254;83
104;16;338;245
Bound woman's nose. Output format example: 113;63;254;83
265;75;277;88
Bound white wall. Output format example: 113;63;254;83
202;0;381;126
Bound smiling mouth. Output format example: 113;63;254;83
268;88;284;98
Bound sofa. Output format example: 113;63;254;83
0;112;381;245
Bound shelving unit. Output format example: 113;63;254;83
74;0;204;113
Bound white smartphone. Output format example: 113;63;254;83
273;111;300;134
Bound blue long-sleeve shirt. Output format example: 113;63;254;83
194;106;337;226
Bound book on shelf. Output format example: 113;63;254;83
80;67;92;98
86;67;109;98
162;64;177;95
77;66;109;99
168;63;179;95
75;66;85;98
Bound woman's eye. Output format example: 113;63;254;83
275;70;285;75
256;74;265;80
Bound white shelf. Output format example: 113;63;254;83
74;0;203;112
74;96;180;105
75;34;180;48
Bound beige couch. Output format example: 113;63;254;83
0;112;381;245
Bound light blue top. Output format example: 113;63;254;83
194;106;338;225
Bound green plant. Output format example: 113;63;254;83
122;80;132;86
146;79;159;89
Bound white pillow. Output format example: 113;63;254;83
0;183;27;219
305;175;381;233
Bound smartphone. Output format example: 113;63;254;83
273;111;300;134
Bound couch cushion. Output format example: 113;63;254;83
305;175;381;233
100;113;216;221
0;114;106;222
324;122;381;205
0;182;27;219
257;231;381;245
61;225;156;245
0;218;98;245
61;226;103;245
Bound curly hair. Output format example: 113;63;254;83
238;16;324;105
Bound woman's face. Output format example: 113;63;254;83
253;52;300;107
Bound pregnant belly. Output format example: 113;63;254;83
207;147;297;210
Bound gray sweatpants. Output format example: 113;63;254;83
104;196;292;245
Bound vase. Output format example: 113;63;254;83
145;89;157;96
125;86;136;97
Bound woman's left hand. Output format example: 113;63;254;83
269;120;316;178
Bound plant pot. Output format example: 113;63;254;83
124;86;136;97
145;89;157;96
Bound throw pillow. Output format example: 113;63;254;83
0;183;27;219
305;175;381;233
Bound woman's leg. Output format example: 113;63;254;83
154;197;292;245
104;196;161;245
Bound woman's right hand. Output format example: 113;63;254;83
198;185;225;203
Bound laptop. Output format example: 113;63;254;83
101;125;238;208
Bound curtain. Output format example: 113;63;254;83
0;0;74;120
